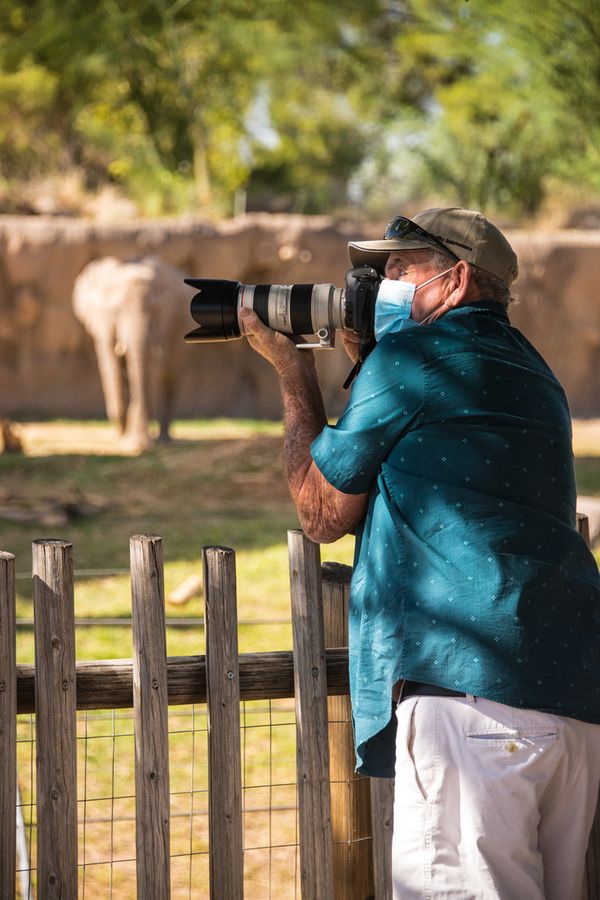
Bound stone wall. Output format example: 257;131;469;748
507;232;600;418
0;214;598;421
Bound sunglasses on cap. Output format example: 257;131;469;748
384;216;461;263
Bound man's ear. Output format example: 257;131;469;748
443;260;475;309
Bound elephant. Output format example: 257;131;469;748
72;255;192;452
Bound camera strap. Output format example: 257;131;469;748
342;337;376;389
343;359;362;389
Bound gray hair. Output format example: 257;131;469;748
427;250;511;309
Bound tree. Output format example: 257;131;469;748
0;0;279;206
0;0;400;212
2;0;600;217
381;0;600;215
491;0;600;193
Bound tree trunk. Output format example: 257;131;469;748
192;124;213;208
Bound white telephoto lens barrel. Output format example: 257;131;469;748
312;283;346;333
237;283;345;335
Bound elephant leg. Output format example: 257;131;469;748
156;368;175;441
94;335;127;433
123;339;152;452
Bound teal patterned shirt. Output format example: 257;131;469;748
311;301;600;777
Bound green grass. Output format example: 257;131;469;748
5;414;595;660
2;418;597;662
575;458;600;497
1;419;354;666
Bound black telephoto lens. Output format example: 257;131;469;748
184;279;241;342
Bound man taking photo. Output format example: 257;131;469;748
240;207;600;899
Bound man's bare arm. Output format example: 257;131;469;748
240;309;368;543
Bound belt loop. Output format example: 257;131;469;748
466;693;476;704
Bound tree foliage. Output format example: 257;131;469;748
0;0;599;217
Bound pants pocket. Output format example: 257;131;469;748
466;729;559;753
396;698;436;802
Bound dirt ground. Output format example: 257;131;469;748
10;417;600;457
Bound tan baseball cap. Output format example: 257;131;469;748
348;207;519;285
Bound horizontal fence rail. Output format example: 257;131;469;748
0;513;597;898
14;649;350;714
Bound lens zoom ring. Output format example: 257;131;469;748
253;285;270;326
290;285;315;335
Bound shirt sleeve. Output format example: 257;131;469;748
310;335;425;493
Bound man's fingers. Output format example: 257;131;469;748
239;307;264;335
340;329;361;363
240;308;290;348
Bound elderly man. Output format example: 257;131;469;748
240;207;600;899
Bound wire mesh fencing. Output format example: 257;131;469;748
15;701;301;899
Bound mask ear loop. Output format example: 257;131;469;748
419;299;450;327
416;267;455;326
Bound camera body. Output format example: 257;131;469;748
184;266;381;350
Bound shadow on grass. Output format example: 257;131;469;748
0;435;299;569
575;457;600;497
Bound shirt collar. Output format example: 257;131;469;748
445;299;510;322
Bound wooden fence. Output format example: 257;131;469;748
0;517;598;899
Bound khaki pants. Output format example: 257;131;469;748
392;695;600;899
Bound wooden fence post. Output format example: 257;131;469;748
370;778;394;900
288;530;334;900
130;534;171;900
203;546;244;900
577;512;591;548
578;514;600;900
0;551;16;899
322;561;374;900
32;539;78;899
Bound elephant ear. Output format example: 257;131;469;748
72;256;123;330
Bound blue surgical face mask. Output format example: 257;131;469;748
374;268;453;342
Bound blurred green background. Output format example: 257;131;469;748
2;0;600;222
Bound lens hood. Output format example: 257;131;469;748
184;279;241;342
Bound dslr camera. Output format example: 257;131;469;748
184;266;381;352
